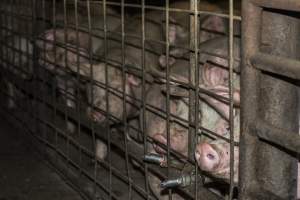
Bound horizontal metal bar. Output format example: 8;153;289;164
252;0;300;12
74;0;242;21
251;120;300;154
251;52;300;80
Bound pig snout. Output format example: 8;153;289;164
87;107;105;123
195;142;220;172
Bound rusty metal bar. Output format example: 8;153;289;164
228;0;235;198
240;1;262;198
251;52;300;80
241;1;299;199
252;0;300;12
252;120;300;154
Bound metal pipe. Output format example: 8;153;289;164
252;120;300;154
251;52;300;81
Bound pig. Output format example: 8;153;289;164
153;37;242;158
138;67;234;199
150;36;242;198
78;20;190;160
143;85;233;199
39;26;91;135
190;37;241;184
34;3;121;161
159;37;241;120
35;1;122;135
35;1;122;120
196;98;300;198
37;39;91;133
159;12;241;80
36;40;109;160
38;2;121;56
146;90;238;199
161;15;228;62
161;0;241;61
194;114;240;183
63;10;197;125
135;83;191;200
38;20;149;160
0;35;33;109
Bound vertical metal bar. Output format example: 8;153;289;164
73;0;83;179
85;1;99;198
240;2;299;199
164;0;172;199
240;2;262;198
101;0;113;199
228;0;235;199
191;0;200;199
140;1;150;199
31;0;40;154
62;0;71;173
51;0;59;165
188;0;199;163
119;0;132;198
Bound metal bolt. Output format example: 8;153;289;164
143;153;166;167
161;173;196;188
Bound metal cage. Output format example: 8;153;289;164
0;0;298;199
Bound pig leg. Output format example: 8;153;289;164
65;86;76;134
56;77;77;133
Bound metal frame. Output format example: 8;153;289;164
240;0;300;199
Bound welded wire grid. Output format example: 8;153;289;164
0;0;241;199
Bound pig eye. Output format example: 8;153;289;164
207;153;215;160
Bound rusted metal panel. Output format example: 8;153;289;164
253;0;300;12
252;52;300;80
252;120;300;154
241;1;300;199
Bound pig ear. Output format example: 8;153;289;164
201;15;225;33
168;24;188;45
127;74;141;86
36;29;65;51
159;55;176;68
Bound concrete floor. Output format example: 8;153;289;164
0;117;84;200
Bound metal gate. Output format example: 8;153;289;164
0;0;298;199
